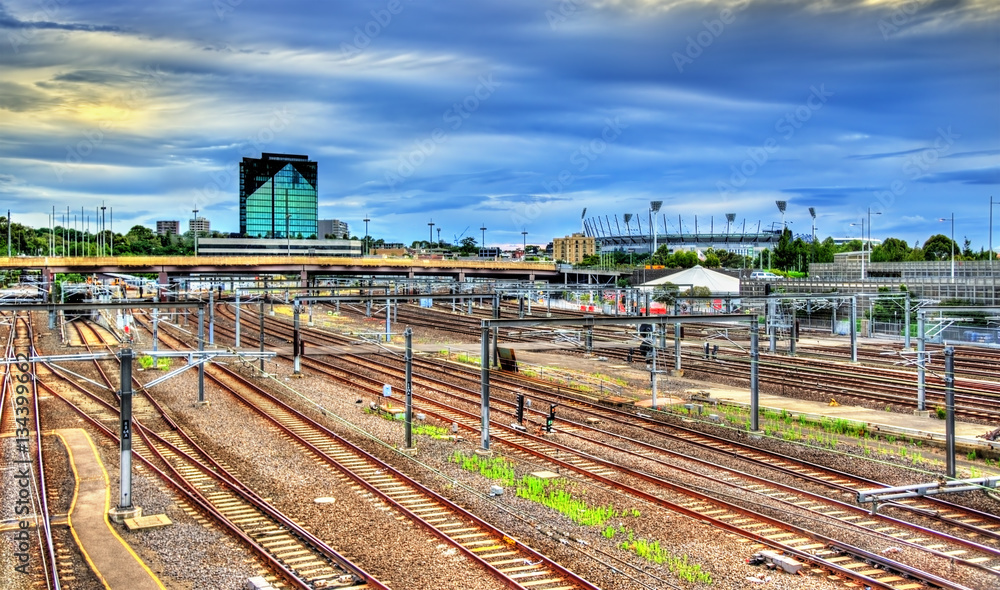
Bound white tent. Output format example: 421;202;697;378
640;265;740;294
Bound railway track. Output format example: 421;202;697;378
137;312;604;590
306;350;1000;588
1;313;62;589
42;318;386;590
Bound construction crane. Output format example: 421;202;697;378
453;225;470;245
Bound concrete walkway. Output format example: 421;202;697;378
56;429;165;590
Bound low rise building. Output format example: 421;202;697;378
552;233;596;264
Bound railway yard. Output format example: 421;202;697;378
3;294;1000;590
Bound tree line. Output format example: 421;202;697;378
577;228;986;274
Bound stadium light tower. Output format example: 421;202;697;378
649;200;663;255
775;200;787;230
623;213;633;237
428;219;435;248
808;207;817;243
725;213;736;234
581;208;587;233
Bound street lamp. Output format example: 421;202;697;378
480;224;487;257
850;220;865;280
866;208;881;279
363;215;370;256
521;228;528;259
192;208;199;257
938;213;955;280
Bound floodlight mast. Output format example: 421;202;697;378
581;208;587;233
808;207;817;244
650;200;662;255
775;200;787;230
725;213;735;234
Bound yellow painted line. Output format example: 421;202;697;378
55;430;167;590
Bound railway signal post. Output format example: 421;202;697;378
110;347;141;523
404;327;414;451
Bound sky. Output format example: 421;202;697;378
0;0;997;250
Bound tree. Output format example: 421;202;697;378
703;252;720;268
459;236;478;256
922;233;957;261
870;237;911;262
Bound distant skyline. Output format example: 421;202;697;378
0;1;997;250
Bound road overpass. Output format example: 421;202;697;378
0;255;624;289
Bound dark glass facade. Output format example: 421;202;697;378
239;153;318;238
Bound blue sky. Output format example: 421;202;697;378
0;0;997;249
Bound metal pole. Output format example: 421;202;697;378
917;310;926;411
118;348;134;509
152;307;158;364
674;301;681;372
197;306;205;403
293;302;301;375
208;288;215;345
480;326;490;451
944;346;956;478
650;344;657;409
750;318;759;432
385;299;391;342
769;296;776;353
903;292;911;349
234;291;241;347
259;298;266;375
850;296;858;363
405;327;413;450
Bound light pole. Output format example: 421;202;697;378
100;202;107;256
990;197;999;267
363;215;370;256
192;208;199;256
850;220;865;280
867;208;881;279
521;229;528;259
480;224;487;257
428;219;434;250
649;200;662;256
775;200;787;229
938;213;955;280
